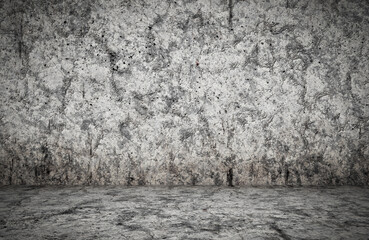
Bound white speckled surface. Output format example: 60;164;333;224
0;0;368;185
0;186;369;239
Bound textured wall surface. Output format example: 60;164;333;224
0;0;368;185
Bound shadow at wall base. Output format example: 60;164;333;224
1;158;368;186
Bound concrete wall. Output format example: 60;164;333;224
1;0;368;185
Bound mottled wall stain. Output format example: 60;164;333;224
0;0;368;185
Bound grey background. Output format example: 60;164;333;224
0;0;368;185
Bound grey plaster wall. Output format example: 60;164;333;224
0;0;368;186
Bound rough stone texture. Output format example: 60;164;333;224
0;0;368;185
1;186;369;239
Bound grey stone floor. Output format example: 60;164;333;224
0;186;368;240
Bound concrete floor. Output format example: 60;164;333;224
0;186;368;240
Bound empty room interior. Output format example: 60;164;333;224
0;0;368;239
